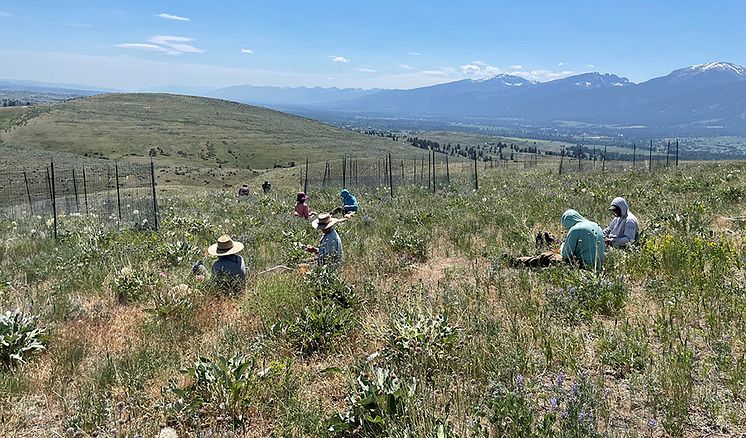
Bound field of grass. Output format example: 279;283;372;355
0;93;416;171
1;160;745;437
0;106;32;130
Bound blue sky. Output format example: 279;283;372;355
1;0;745;90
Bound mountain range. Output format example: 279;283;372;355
3;62;746;133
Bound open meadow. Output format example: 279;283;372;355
1;160;745;437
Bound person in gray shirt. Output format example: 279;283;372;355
207;235;247;291
304;213;345;267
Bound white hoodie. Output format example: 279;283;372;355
603;197;639;247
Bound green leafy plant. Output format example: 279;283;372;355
597;320;651;378
287;299;355;356
113;266;155;304
389;228;428;262
0;309;47;368
146;283;194;319
546;271;627;324
384;311;459;379
328;366;415;436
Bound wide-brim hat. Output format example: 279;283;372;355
208;234;244;256
311;213;346;230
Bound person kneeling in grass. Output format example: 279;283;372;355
331;189;358;217
513;209;605;271
293;192;316;219
604;197;639;248
304;213;345;267
193;235;247;292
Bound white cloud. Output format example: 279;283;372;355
157;13;190;22
354;67;377;73
399;64;414;70
148;35;204;54
510;65;523;70
240;48;253;54
459;60;504;78
116;36;204;55
115;43;167;52
587;64;596;68
408;52;423;56
331;56;349;63
557;62;565;66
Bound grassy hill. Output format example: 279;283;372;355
1;162;745;436
0;93;414;172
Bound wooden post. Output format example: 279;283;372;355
388;152;394;198
342;157;347;188
427;151;432;190
578;149;582;172
115;162;122;220
50;162;58;240
23;171;33;215
473;151;479;190
413;156;416;183
675;139;679;166
633;142;637;167
82;167;89;215
72;169;80;212
420;155;425;184
602;145;607;172
432;150;436;194
559;148;565;175
666;140;671;167
445;154;450;185
400;160;404;181
150;159;159;231
323;162;329;188
648;140;653;172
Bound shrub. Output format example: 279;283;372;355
158;240;199;267
146;283;194;319
389;228;428;263
384;311;459;380
0;309;47;368
113;266;155;304
328;366;414;436
545;271;627;324
167;353;259;427
287;299;355;356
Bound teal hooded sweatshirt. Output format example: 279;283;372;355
560;209;605;270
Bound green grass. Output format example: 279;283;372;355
0;161;745;436
0;93;416;171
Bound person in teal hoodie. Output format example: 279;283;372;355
331;189;358;216
559;209;605;270
512;209;605;270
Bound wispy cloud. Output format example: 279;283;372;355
115;43;167;52
518;69;576;81
510;64;523;70
399;64;414;70
408;51;423;56
157;13;190;22
587;64;596;68
240;48;253;54
116;35;204;55
354;67;376;73
557;62;565;66
331;56;349;63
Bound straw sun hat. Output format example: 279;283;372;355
207;235;244;256
311;213;346;230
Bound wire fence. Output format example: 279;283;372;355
0;160;159;237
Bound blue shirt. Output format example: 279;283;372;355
212;254;247;289
318;229;343;266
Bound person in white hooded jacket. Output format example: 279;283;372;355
603;197;639;248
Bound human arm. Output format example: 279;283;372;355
611;220;637;247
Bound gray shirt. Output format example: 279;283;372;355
318;229;343;266
212;254;247;289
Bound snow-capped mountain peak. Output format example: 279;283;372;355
671;62;746;80
472;73;536;87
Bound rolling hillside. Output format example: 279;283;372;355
0;93;413;171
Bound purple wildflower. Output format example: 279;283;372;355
549;397;558;410
556;372;565;386
647;418;657;429
515;374;525;388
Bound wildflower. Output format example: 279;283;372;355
133;209;140;215
515;374;525;388
549;397;558;409
556;372;565;387
195;274;205;282
647;418;657;429
157;428;178;438
159;271;167;278
224;218;230;224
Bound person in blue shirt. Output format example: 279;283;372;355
331;189;358;216
206;235;247;291
512;209;604;271
304;213;345;267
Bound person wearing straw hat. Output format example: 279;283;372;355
304;213;345;266
207;235;247;290
293;192;315;219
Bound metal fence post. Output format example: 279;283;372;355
50;161;58;240
82;166;89;215
150;159;159;231
559;149;565;175
23;171;33;215
473;151;479;191
648;140;653;172
304;157;309;192
115;162;122;220
72;169;80;212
